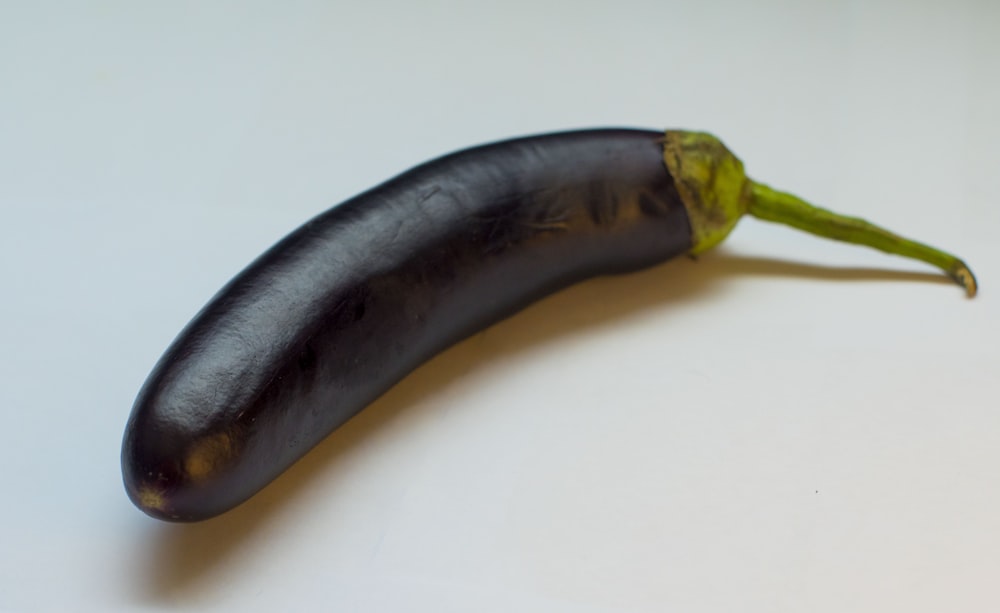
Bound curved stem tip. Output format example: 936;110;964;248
747;181;977;297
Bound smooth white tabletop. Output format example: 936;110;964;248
2;2;998;612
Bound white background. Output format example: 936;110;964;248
2;1;998;611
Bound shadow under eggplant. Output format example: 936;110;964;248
134;249;949;604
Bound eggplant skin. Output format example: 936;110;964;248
122;128;693;521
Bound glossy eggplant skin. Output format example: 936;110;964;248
122;129;693;521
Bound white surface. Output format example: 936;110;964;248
2;1;999;611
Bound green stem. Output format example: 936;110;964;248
747;181;977;297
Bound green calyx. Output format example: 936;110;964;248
663;130;752;255
662;130;977;297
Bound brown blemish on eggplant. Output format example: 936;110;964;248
183;433;235;482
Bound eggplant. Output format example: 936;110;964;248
122;128;976;522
